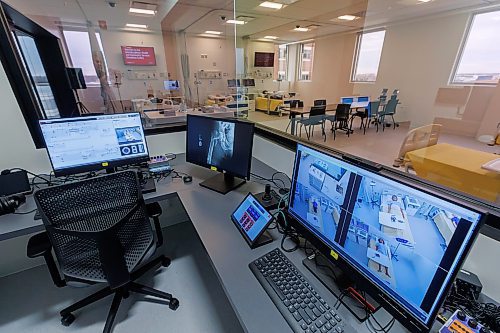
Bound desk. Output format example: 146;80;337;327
142;108;235;127
405;143;500;202
0;155;452;333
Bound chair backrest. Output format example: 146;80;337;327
381;98;398;115
369;101;381;117
309;105;326;117
34;171;154;288
394;124;442;166
314;99;327;106
335;104;351;120
290;100;298;108
298;100;304;108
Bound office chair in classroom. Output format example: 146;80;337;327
313;99;327;106
325;103;351;139
297;105;327;141
27;171;178;333
377;98;399;132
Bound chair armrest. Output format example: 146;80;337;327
27;232;66;287
146;202;164;246
27;232;51;258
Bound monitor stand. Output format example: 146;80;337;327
199;173;246;195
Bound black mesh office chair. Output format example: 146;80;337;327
326;103;351;138
313;99;327;106
27;171;178;333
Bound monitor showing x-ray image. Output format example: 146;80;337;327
186;115;254;181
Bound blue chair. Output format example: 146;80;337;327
350;100;380;135
297;105;326;141
377;99;398;132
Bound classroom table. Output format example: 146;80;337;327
286;104;337;135
405;143;500;202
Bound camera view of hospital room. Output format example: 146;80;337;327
344;174;468;307
290;151;353;243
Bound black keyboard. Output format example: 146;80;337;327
249;248;355;333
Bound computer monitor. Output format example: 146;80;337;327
227;79;240;88
186;114;254;194
357;96;370;102
287;143;485;333
164;80;180;91
242;78;255;87
340;97;354;104
39;113;150;177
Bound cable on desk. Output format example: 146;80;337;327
12;208;38;215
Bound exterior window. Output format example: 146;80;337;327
274;44;288;81
63;30;108;86
299;42;315;81
351;30;386;82
451;10;500;85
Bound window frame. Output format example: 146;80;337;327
350;29;386;83
449;10;500;86
274;44;288;81
298;42;315;82
61;28;109;87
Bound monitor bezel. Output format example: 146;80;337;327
39;113;150;177
186;114;255;181
286;143;487;333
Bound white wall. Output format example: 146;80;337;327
292;33;356;107
246;41;280;92
100;30;169;100
353;13;470;127
180;35;236;105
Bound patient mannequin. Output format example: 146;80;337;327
388;195;406;219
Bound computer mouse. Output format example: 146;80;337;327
183;175;192;183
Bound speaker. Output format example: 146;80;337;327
66;67;87;90
0;169;31;196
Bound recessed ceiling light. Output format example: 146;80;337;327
293;26;309;32
205;30;222;35
337;15;359;21
226;19;246;25
259;1;284;10
129;8;156;15
264;36;278;40
126;23;148;29
418;0;432;2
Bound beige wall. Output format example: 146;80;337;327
353;13;471;127
292;33;356;107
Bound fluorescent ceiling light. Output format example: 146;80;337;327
226;19;246;25
264;35;278;39
205;30;222;35
293;27;309;32
126;23;148;28
337;15;359;21
129;8;156;15
259;1;284;9
418;0;432;2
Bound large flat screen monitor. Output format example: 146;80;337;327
254;52;275;67
39;113;149;176
186;115;254;194
288;143;485;333
121;46;156;66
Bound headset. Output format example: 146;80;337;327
0;194;26;217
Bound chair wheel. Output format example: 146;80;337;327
161;257;171;267
61;313;75;326
169;298;179;310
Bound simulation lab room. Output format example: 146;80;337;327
0;0;499;333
